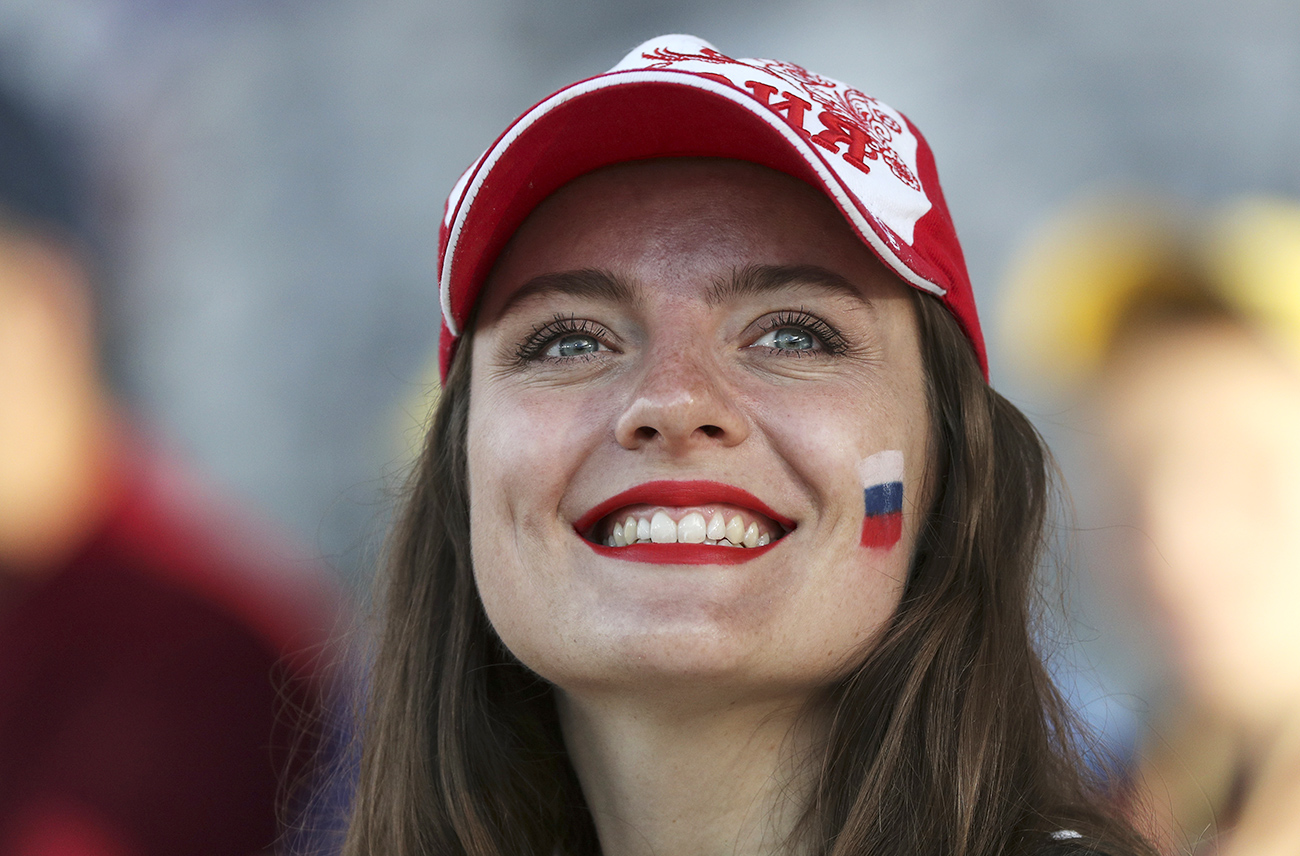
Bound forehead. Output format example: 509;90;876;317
477;158;902;319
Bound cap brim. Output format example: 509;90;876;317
439;70;949;338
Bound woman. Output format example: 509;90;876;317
345;35;1154;856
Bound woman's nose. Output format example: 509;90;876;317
613;347;750;452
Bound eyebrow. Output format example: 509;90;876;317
496;263;870;317
497;269;640;317
705;264;872;308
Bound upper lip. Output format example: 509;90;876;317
572;480;796;537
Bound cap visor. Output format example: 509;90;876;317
440;70;943;334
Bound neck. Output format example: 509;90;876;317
557;688;819;856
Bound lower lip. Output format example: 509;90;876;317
586;541;778;565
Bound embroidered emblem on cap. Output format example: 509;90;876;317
436;33;987;382
611;35;931;247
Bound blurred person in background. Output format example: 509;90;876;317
1001;196;1300;856
0;83;342;855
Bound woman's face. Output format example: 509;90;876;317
467;159;931;704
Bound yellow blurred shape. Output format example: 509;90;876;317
1206;198;1300;364
1000;194;1300;392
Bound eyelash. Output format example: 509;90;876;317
514;315;614;364
754;310;849;356
512;308;849;364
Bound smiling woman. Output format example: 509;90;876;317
344;35;1156;856
467;160;929;712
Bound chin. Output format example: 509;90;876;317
540;614;822;703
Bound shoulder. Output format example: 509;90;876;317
101;441;345;676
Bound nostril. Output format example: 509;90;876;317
634;426;660;442
700;425;722;437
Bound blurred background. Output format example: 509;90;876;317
2;0;1298;804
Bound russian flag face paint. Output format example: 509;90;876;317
858;450;904;549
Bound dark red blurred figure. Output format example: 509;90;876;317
0;84;339;855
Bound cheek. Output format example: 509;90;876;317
467;381;613;558
465;384;603;665
751;381;929;548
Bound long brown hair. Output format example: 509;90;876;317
343;292;1154;856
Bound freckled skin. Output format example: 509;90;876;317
467;159;931;706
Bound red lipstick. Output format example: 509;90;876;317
573;480;793;565
572;480;795;535
587;541;778;564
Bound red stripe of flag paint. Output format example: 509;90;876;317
858;450;904;549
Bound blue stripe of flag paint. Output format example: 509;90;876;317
863;481;903;516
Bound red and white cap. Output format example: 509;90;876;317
437;34;985;380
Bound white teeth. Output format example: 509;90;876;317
725;515;745;545
604;510;778;548
650;511;676;543
678;511;707;543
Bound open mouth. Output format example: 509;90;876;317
573;481;794;562
594;505;782;547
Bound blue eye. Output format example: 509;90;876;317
750;310;847;356
516;316;616;365
754;327;817;352
548;334;604;358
